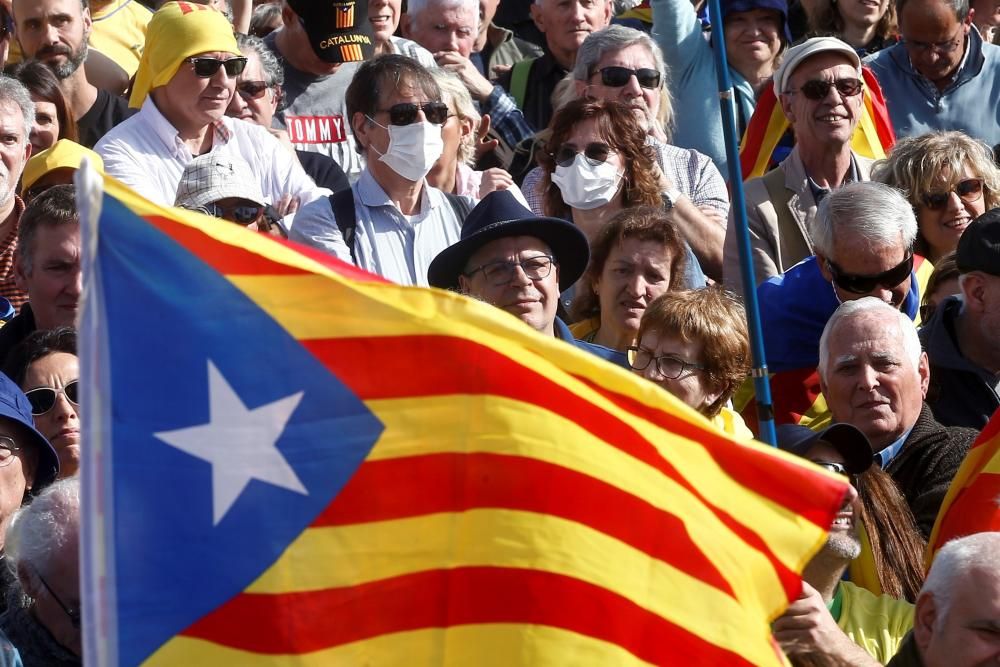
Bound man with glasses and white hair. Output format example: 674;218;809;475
817;297;977;537
864;0;1000;143
95;2;325;209
724;36;874;292
0;76;35;313
888;532;1000;667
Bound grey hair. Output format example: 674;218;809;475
250;1;282;34
896;0;969;22
571;25;673;138
809;181;918;259
407;0;479;29
430;69;478;166
236;33;284;89
922;532;1000;628
818;297;921;381
5;478;80;582
0;76;35;144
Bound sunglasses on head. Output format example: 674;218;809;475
826;254;913;295
921;178;984;210
25;381;79;416
376;102;450;126
554;142;614;167
236;80;269;100
595;66;662;90
787;77;864;101
185;56;248;78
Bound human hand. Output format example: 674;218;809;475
473;113;500;162
478;168;514;198
273;194;300;218
772;582;846;656
434;51;494;101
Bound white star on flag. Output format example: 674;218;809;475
155;361;309;525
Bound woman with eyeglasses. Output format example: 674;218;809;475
872;130;1000;263
803;0;898;56
629;287;753;438
2;327;80;479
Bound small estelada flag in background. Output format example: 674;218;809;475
77;168;850;666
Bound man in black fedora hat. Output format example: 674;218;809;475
428;190;625;366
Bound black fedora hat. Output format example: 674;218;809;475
427;190;590;291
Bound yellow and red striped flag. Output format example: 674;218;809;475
79;174;849;666
926;408;1000;566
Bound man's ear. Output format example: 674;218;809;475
13;250;26;292
530;3;546;33
351;111;371;150
400;13;413;39
778;92;795;124
457;274;471;293
816;253;833;283
917;350;930;398
16;562;40;599
913;591;937;653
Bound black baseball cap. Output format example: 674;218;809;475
775;423;873;474
286;0;375;63
956;208;1000;276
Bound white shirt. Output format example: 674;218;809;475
95;97;329;208
290;168;469;286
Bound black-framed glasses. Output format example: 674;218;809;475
627;346;706;379
0;436;20;467
826;254;913;295
236;80;269;100
813;460;860;489
554;142;614;167
594;66;661;90
36;570;80;630
25;381;79;416
463;254;556;286
921;178;984;210
786;78;863;101
185;56;248;78
375;102;450;126
200;201;266;226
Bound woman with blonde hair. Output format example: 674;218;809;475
872;131;1000;263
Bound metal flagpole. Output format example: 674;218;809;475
706;0;777;446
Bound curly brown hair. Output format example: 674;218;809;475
570;206;687;322
538;98;663;220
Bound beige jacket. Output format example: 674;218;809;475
722;148;874;294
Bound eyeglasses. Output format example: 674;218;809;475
375;102;450;126
553;142;614;168
0;436;20;467
786;78;864;101
904;26;965;54
36;570;80;630
463;254;556;286
200;201;266;226
25;381;79;416
627;346;706;379
921;178;984;210
594;66;662;89
826;254;913;295
236;80;269;100
813;460;860;489
185;56;248;78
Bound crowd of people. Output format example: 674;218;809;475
0;0;991;663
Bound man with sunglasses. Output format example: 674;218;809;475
774;423;915;666
12;0;136;148
818;298;977;538
919;210;1000;430
725;37;873;292
95;2;326;210
865;0;1000;144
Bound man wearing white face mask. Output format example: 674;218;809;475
290;55;474;287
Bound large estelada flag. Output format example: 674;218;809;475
78;171;849;666
926;408;1000;566
739;66;896;181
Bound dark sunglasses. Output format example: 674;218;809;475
185;56;248;78
814;461;860;489
788;77;864;101
25;380;79;416
554;142;614;167
377;102;450;126
203;201;266;225
236;80;269;100
595;66;662;90
921;178;984;210
826;254;913;295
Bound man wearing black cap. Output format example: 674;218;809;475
920;210;1000;430
265;0;375;181
428;190;624;365
773;423;914;666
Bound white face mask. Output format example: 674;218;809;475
367;117;444;182
550;153;624;210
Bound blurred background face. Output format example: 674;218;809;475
369;0;403;44
837;0;889;29
22;351;79;478
899;0;970;86
29;96;59;154
594;238;674;341
724;8;782;74
226;50;277;127
533;0;611;61
406;1;478;57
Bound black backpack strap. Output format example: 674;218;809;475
328;187;358;264
443;192;473;222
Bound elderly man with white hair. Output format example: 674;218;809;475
888;532;1000;667
818;297;977;537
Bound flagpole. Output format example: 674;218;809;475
706;3;777;446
